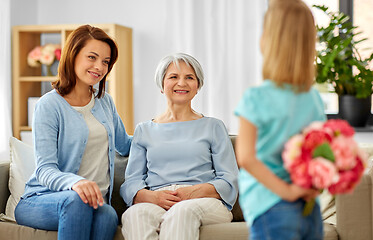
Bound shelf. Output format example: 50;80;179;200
19;76;57;82
20;126;32;131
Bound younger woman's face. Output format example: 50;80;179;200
74;39;111;88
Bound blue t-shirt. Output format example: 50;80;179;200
120;117;239;210
234;80;326;225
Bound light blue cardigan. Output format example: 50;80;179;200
22;90;132;204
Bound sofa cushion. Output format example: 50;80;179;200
112;152;129;222
5;137;35;221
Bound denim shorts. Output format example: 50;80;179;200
250;199;323;240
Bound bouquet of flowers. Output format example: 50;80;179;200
27;44;61;73
282;119;367;215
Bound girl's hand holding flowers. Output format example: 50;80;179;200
282;119;367;215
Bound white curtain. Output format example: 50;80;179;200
160;0;266;134
0;0;12;160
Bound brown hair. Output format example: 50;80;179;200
261;0;316;92
53;24;118;98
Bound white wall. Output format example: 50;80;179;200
11;0;182;127
11;0;38;25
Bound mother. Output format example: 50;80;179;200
120;53;239;240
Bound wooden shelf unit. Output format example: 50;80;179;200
12;24;134;139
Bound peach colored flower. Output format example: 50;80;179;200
308;157;338;189
282;134;304;169
303;121;324;134
40;44;57;65
331;136;358;170
27;46;42;67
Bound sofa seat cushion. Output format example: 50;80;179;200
0;217;337;240
0;221;124;240
323;223;338;240
200;222;249;240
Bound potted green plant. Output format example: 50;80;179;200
314;5;373;127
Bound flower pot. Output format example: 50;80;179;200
338;95;372;127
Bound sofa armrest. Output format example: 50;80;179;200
0;161;10;214
336;170;372;240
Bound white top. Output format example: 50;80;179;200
73;95;110;201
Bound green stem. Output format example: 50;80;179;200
303;198;315;217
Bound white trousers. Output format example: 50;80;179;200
121;185;233;240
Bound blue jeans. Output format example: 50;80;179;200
14;190;118;240
250;199;323;240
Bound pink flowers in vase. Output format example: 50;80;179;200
282;119;367;214
27;44;61;71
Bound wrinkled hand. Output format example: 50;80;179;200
134;189;181;210
152;190;181;210
72;179;103;209
284;184;320;202
174;186;197;201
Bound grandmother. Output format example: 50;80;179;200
120;53;239;240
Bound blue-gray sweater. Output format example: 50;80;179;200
22;90;132;204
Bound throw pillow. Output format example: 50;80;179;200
5;137;35;221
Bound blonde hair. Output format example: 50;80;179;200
262;0;316;92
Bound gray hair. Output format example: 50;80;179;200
154;53;204;91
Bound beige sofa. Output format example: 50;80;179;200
0;137;371;240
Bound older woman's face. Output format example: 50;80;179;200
163;61;199;105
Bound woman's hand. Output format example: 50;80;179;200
72;179;104;209
134;189;181;210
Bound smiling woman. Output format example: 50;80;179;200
14;25;132;240
120;53;239;240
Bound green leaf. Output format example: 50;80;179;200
312;143;335;162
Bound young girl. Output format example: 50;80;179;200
235;1;326;239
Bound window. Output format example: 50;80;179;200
304;0;340;114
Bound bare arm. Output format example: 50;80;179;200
236;117;318;202
175;183;221;201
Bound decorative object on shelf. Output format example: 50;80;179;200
27;43;61;76
314;5;373;127
282;119;367;216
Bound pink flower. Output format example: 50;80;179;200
308;157;338;189
324;119;355;137
302;129;332;153
290;162;312;189
55;48;61;61
331;136;358;170
328;158;365;194
27;46;42;67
